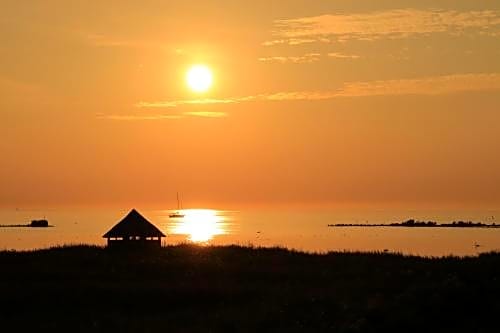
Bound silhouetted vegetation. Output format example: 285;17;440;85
1;245;499;332
329;219;499;228
0;219;52;228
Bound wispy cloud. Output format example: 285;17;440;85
265;73;500;100
97;111;227;121
262;38;330;46
135;94;271;108
258;53;360;63
136;98;249;108
267;9;500;44
96;113;183;121
258;52;361;64
135;73;500;109
258;53;321;64
103;73;500;121
327;52;361;59
339;73;500;97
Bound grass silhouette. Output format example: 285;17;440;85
0;245;499;332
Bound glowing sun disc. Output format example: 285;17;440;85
186;65;213;93
171;209;225;242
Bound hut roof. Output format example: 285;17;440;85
102;209;166;238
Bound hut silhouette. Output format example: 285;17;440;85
103;209;166;249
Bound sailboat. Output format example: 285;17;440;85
169;192;185;218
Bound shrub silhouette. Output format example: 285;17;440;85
0;245;499;332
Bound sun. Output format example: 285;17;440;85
186;65;213;93
170;209;226;242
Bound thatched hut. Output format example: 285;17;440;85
103;209;166;249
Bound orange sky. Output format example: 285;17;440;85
1;0;500;209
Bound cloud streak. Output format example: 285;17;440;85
258;53;321;64
258;53;360;63
262;38;330;46
267;9;500;44
136;97;257;108
135;73;500;109
96;113;183;121
98;111;227;121
327;52;361;59
338;73;500;97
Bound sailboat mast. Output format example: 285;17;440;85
176;192;180;210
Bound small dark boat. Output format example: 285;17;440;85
30;219;49;227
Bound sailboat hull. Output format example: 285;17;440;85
169;192;185;218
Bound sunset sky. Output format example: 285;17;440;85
2;0;500;209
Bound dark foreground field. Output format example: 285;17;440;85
1;245;499;332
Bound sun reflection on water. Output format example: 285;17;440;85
169;209;227;242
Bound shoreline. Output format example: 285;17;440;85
328;219;499;228
328;224;500;228
0;224;55;228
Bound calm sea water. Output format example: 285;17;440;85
1;208;499;256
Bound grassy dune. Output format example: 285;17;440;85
1;245;499;332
